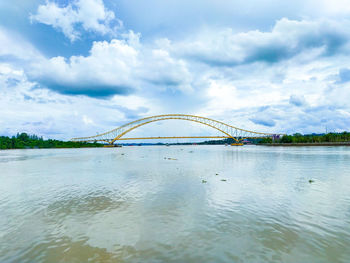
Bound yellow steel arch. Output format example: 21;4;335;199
71;114;283;143
110;117;237;143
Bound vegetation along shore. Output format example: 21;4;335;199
1;132;350;149
0;133;103;150
259;132;350;146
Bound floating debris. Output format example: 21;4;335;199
215;173;219;176
202;180;207;183
164;157;178;160
189;151;193;153
309;179;314;183
221;179;227;182
121;153;125;155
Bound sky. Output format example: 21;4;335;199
1;0;350;140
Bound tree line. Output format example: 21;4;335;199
0;133;103;149
2;132;350;149
179;132;350;145
259;132;350;144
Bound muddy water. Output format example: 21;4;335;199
0;146;349;262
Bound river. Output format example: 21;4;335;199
0;145;349;262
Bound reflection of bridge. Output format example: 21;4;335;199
71;114;283;144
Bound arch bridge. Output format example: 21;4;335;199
71;114;283;144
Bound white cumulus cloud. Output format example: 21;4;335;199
28;31;193;97
30;35;139;97
30;0;121;41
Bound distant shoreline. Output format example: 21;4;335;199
0;146;104;151
259;142;350;146
2;143;350;150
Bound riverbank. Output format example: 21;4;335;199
0;133;103;150
260;142;350;146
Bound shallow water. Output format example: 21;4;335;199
0;145;350;263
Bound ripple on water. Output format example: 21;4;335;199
0;146;350;263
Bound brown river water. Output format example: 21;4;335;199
0;145;349;262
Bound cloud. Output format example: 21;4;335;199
338;68;350;83
0;25;193;99
29;35;139;97
250;117;276;127
288;105;350;133
173;18;350;67
0;62;156;139
30;0;121;41
0;27;42;61
113;0;332;39
309;0;350;16
28;31;193;97
289;95;306;107
248;106;282;128
82;115;94;125
106;105;149;120
3;0;350;139
140;49;192;93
